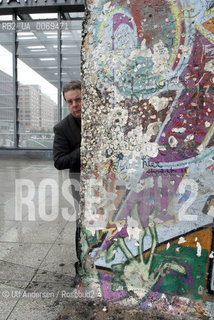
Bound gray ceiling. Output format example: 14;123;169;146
0;12;83;86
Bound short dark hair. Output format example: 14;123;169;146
63;80;81;99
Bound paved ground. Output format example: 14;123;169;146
0;159;77;320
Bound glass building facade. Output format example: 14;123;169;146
0;2;84;153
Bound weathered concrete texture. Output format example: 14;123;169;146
57;299;181;320
80;0;214;317
57;298;213;320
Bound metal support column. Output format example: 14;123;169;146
12;13;18;148
57;11;62;122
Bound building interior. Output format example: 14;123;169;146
0;2;84;318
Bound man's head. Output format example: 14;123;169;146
63;80;81;119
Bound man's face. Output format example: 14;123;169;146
64;89;81;119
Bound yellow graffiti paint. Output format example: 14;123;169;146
167;0;183;66
205;7;214;16
201;122;214;149
195;24;214;45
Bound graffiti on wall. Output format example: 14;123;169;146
81;0;214;317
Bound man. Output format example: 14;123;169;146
53;80;81;284
53;80;81;173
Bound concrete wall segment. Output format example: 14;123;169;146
80;0;214;317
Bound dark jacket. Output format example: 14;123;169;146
53;113;81;173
